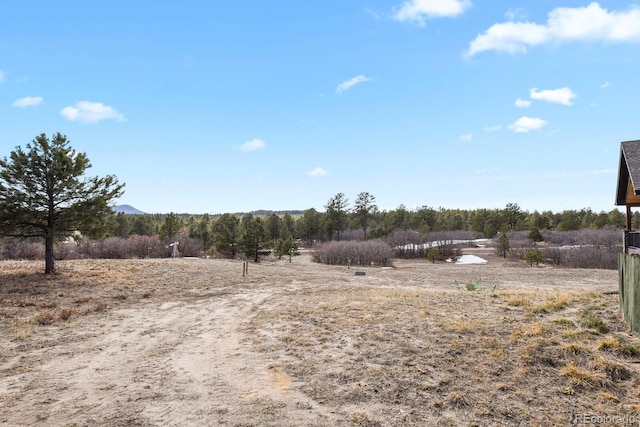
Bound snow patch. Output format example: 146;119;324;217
456;255;488;265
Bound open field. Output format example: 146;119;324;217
1;252;639;426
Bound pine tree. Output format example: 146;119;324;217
213;213;240;257
353;191;378;240
241;216;268;262
324;193;348;240
497;232;510;258
0;133;124;274
275;236;299;262
159;212;182;239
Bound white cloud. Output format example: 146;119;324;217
393;0;471;26
12;96;43;108
515;98;531;108
235;138;266;152
468;2;640;56
0;70;5;83
60;101;125;123
459;134;472;142
508;116;547;133
601;81;613;88
336;75;372;94
530;87;577;106
305;167;328;177
483;125;502;132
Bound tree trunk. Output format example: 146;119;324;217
254;238;259;263
45;235;55;274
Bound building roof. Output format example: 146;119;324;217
616;140;640;206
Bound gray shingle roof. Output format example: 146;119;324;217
616;140;640;205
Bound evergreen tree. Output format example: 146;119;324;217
213;213;240;257
264;213;282;243
502;202;523;230
353;191;378;239
297;208;322;242
241;216;268;262
280;213;296;239
189;214;214;251
0;133;124;274
524;247;542;266
324;192;348;240
497;232;510;258
159;212;182;239
528;228;544;242
275;235;299;262
114;212;132;238
131;214;157;236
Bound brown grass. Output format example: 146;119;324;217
1;256;639;426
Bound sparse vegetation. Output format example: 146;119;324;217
453;278;484;291
311;240;393;266
1;253;637;426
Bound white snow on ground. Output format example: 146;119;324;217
396;239;488;251
456;255;488;265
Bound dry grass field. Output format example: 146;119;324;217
1;251;639;426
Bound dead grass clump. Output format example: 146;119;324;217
13;320;34;340
561;362;599;388
560;342;591;357
531;293;572;314
142;289;156;298
448;391;470;408
507;296;530;307
597;336;640;357
518;339;559;366
591;357;632;382
33;310;57;325
596;390;620;403
561;329;594;341
58;307;75;321
16;298;57;309
349;411;380;426
511;321;548;340
94;303;109;313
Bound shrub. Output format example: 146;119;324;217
540;246;620;270
544;228;621;247
312;240;393;266
524;248;542;266
0;238;44;260
387;230;427;258
388;230;471;259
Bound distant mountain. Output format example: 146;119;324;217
236;209;305;216
113;204;146;215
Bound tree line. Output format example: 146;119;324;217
108;199;629;245
0;132;629;273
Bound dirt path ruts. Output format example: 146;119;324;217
2;285;340;426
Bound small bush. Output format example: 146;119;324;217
578;310;610;334
453;279;483;291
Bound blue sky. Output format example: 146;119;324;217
1;1;639;214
